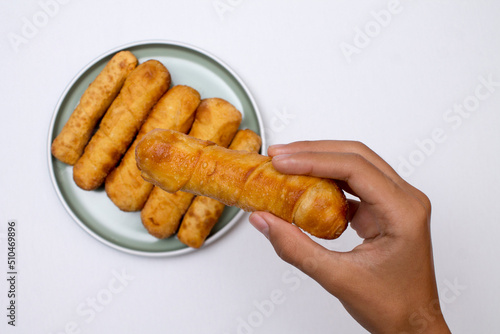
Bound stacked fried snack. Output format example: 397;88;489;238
51;51;266;248
177;129;262;248
140;98;242;239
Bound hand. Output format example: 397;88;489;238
249;141;451;334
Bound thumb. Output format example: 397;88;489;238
249;212;345;285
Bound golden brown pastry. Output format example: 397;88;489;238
140;98;242;239
136;129;348;239
105;85;200;211
177;129;262;248
51;51;138;165
73;60;170;190
140;187;195;237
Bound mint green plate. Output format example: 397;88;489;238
47;40;265;256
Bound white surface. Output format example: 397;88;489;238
1;1;499;333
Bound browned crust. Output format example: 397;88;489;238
139;98;242;239
177;129;262;248
105;85;200;211
136;129;348;239
73;60;170;190
51;51;138;165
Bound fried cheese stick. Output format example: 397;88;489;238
105;85;200;211
73;60;170;190
177;129;262;248
140;98;242;238
136;129;348;240
51;51;138;165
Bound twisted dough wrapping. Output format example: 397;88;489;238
105;85;200;211
136;129;348;239
73;60;170;190
177;129;262;248
140;98;242;238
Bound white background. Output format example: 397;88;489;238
1;0;499;333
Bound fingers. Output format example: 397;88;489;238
249;211;344;286
344;199;382;239
272;151;400;208
347;201;382;239
270;141;431;212
269;141;402;183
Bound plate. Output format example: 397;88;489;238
47;40;265;257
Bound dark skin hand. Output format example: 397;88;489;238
249;141;451;334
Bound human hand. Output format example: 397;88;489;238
249;141;450;334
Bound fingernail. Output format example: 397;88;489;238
272;154;292;162
249;214;270;239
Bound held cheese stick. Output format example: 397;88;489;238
136;129;348;240
177;129;262;248
73;60;170;190
140;98;242;239
105;85;200;211
51;51;138;165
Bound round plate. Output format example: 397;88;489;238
47;40;265;257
